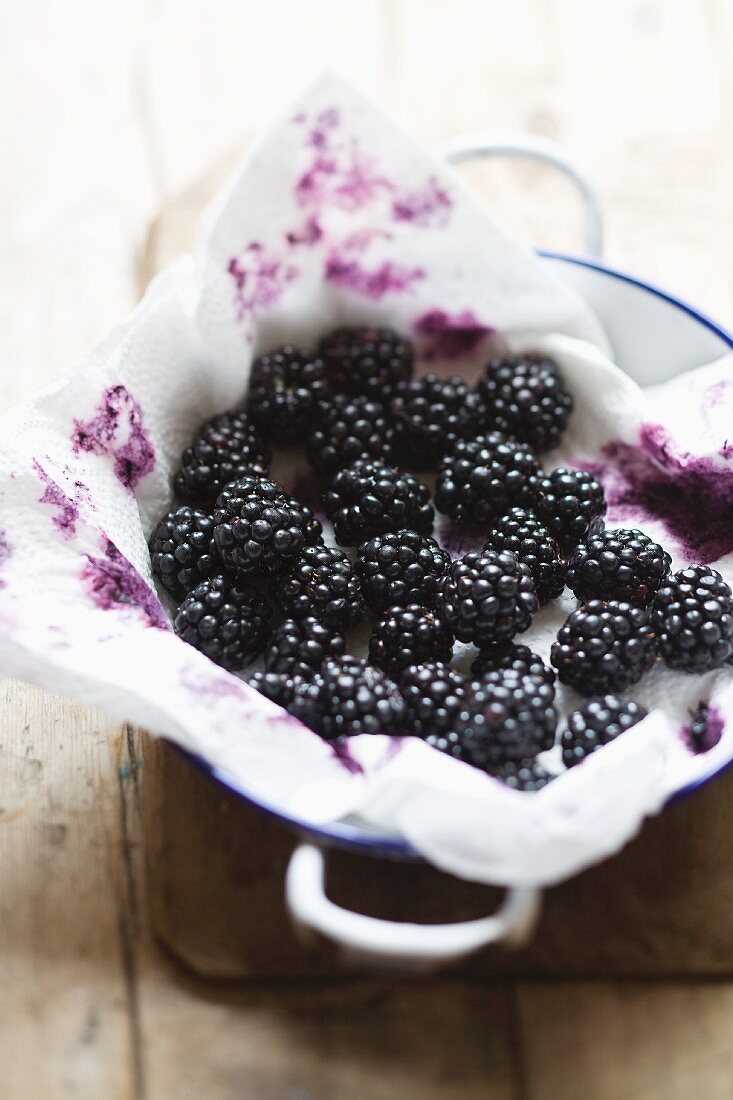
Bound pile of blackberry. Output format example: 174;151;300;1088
150;323;730;794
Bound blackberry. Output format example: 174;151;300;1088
484;508;566;605
306;394;394;478
567;528;671;606
491;758;553;792
449;670;557;771
683;701;724;754
369;604;455;677
434;433;542;527
317;656;406;739
264;616;345;679
399;662;466;740
470;643;555;689
389;375;480;469
247;345;328;440
652;565;733;672
174;410;270;504
149;506;217;599
275;544;365;630
561;695;648;768
323;460;434;546
440;550;538;648
535;467;606;551
213;476;321;578
318;326;413;400
174;575;271;671
249;671;324;730
551;599;657;695
355;530;450;614
476;353;573;453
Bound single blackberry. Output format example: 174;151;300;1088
213;476;321;578
399;662;466;740
491;758;553;792
434;432;542;527
652;565;733;672
389;375;481;469
264;616;345;679
470;643;555;689
683;701;724;754
369;604;455;677
355;530;450;614
440;550;538;648
318;326;414;400
484;508;566;605
476;353;573;453
274;544;365;630
535;467;606;551
448;670;557;771
323;460;434;546
561;695;648;768
567;528;671;606
174;410;270;504
149;506;217;599
551;599;657;695
247;345;328;440
174;575;271;671
317;656;406;739
306;394;394;478
249;671;324;730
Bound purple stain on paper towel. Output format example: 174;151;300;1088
285;216;323;247
703;379;731;411
324;251;424;300
82;537;168;630
413;309;493;360
72;385;155;492
294;107;394;213
32;460;94;538
330;739;365;775
0;530;12;588
392;176;453;228
228;244;299;339
681;702;724;755
589;424;733;563
179;662;249;703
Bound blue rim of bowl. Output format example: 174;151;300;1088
175;250;733;860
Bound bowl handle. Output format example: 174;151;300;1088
438;131;604;259
285;843;541;972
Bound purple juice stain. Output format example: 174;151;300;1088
681;702;724;754
324;251;424;300
82;537;168;630
285;216;323;247
227;244;299;338
392;176;452;229
594;424;733;564
72;385;155;492
0;529;11;587
293;107;393;214
330;738;365;775
33;460;80;538
412;310;493;360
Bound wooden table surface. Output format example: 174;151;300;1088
2;2;733;1097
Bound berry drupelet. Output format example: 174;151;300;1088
389;374;481;470
323;460;434;546
174;575;271;671
249;671;325;730
274;544;365;630
534;467;606;551
551;599;658;695
440;549;538;648
652;564;733;672
264;616;346;679
247;345;328;441
484;507;566;605
355;529;451;614
174;410;270;505
213;476;321;578
149;506;217;600
306;394;394;478
491;758;553;792
561;695;648;768
567;528;671;606
449;670;557;772
434;432;542;527
470;642;555;690
369;604;455;678
318;326;414;400
399;662;466;740
476;353;574;453
316;656;406;739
